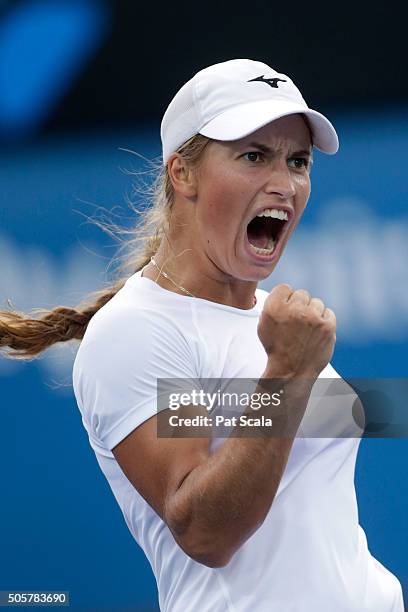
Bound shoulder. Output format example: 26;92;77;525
79;275;195;354
73;287;199;396
72;278;201;450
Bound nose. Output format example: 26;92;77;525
263;160;296;200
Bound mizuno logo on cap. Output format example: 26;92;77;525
247;75;287;88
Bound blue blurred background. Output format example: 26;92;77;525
0;0;407;610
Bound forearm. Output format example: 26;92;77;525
165;370;314;566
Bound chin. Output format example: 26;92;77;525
235;261;278;283
250;265;277;282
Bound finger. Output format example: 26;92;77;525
288;289;311;305
323;307;336;322
309;297;326;316
269;283;294;302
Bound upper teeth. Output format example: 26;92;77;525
256;208;288;221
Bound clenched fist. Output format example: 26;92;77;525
257;284;336;380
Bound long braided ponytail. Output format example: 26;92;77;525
0;134;210;360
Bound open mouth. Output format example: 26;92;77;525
246;209;289;256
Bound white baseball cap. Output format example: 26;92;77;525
161;58;339;164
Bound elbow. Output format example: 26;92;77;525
165;499;234;568
189;548;233;569
176;535;234;568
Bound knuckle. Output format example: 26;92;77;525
310;310;324;323
294;288;310;298
322;319;336;335
311;298;325;308
288;301;303;315
290;305;310;323
270;283;292;297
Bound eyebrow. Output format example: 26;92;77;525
246;141;313;158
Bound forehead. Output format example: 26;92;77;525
233;114;312;151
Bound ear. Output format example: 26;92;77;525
167;153;198;198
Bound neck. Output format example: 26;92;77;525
143;245;258;310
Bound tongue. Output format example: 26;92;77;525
247;220;269;249
249;234;269;249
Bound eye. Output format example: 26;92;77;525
242;151;264;163
288;157;311;170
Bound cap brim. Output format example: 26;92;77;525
199;99;339;154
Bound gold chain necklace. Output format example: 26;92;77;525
150;257;195;297
149;256;257;306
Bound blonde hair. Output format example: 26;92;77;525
0;134;211;360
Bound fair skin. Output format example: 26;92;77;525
143;114;312;309
112;114;335;567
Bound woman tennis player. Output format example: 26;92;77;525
0;59;404;611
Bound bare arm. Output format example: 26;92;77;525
112;284;336;568
161;372;314;567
